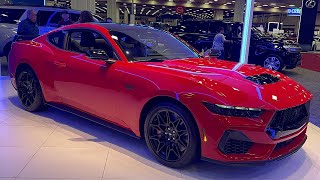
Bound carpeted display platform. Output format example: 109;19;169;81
301;53;320;72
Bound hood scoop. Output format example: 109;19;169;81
245;74;280;85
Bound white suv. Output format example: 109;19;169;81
0;5;104;59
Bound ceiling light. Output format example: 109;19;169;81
274;7;279;9
280;5;286;8
257;5;262;8
262;4;268;7
289;4;295;7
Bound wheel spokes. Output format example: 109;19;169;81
148;109;190;162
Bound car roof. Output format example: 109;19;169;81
96;23;161;31
0;5;80;13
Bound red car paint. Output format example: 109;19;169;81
8;23;312;163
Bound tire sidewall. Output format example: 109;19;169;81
17;68;44;112
144;102;199;168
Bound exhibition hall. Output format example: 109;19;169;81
0;0;319;179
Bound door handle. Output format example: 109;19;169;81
53;61;67;68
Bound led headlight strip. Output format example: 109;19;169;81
203;102;263;118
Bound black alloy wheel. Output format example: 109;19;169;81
17;68;45;112
144;103;199;168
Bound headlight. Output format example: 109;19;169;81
202;102;263;118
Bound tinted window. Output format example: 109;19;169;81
109;28;198;62
0;8;25;24
67;30;118;60
49;12;61;27
70;13;80;22
47;31;66;49
37;10;55;26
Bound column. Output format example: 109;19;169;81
213;10;224;20
124;10;129;24
107;0;120;23
234;0;245;22
298;0;319;51
71;0;95;13
130;1;136;24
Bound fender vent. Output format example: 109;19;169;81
245;74;280;85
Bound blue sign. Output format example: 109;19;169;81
288;8;302;16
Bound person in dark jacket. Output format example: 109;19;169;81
17;9;39;37
57;10;73;28
78;11;95;23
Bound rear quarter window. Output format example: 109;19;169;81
47;31;66;49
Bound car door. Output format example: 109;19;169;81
52;29;129;128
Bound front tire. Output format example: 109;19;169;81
144;102;199;168
263;54;284;71
16;68;45;112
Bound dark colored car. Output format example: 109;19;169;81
170;20;302;71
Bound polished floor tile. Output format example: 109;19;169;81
0;147;37;178
18;147;109;179
103;149;183;179
0;126;54;147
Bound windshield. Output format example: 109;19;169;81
109;28;199;62
0;8;25;24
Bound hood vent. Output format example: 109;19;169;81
245;74;280;85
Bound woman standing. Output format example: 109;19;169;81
212;27;232;60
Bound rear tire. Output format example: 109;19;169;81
144;102;199;168
16;68;46;112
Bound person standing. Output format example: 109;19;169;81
78;11;95;23
212;27;232;60
17;9;39;38
57;10;73;28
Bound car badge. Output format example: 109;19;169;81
305;0;317;8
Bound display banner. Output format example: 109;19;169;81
298;0;319;49
287;8;301;16
12;0;45;6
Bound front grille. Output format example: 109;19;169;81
287;53;301;65
222;139;254;154
267;102;309;138
245;74;280;85
274;138;296;151
218;130;253;154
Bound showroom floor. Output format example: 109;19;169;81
1;60;320;179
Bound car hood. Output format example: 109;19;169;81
143;58;312;110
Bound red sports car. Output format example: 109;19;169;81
8;23;312;168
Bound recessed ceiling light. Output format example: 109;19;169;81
262;4;268;7
280;5;286;8
274;7;279;9
289;4;295;7
257;5;262;8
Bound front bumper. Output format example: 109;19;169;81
192;101;309;164
284;53;302;69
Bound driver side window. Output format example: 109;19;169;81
66;30;118;60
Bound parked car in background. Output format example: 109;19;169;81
0;4;104;60
170;20;302;71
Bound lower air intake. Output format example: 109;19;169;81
218;130;253;154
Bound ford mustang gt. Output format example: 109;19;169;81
8;23;312;168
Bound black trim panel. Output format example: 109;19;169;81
46;103;139;139
202;136;307;166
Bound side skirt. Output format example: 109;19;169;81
46;103;140;139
